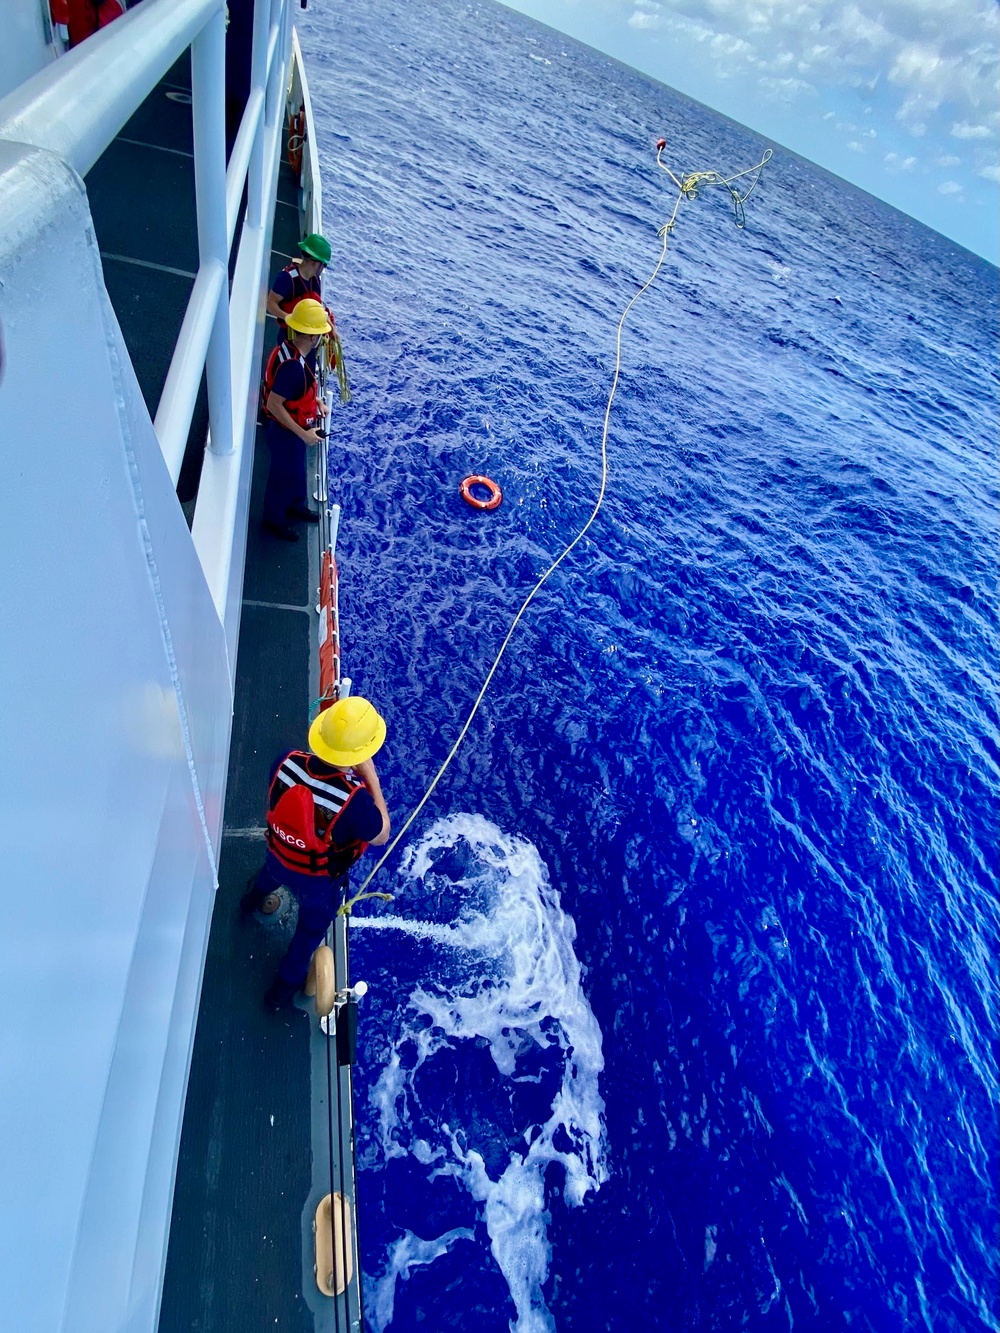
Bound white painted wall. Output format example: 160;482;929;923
0;0;58;102
0;137;231;1333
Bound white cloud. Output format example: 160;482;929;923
934;153;961;167
937;180;963;196
885;152;919;171
950;121;991;140
889;43;946;105
758;75;811;100
895;97;928;135
710;31;752;59
628;9;663;26
631;0;998;166
979;163;1000;184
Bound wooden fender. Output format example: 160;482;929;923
305;944;336;1017
314;1192;353;1296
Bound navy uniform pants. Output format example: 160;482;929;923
248;851;347;987
262;419;307;525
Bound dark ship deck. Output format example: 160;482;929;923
85;48;355;1333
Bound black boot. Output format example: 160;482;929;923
262;518;299;542
240;874;266;917
263;975;298;1011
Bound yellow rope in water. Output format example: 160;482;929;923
657;146;772;230
339;141;771;916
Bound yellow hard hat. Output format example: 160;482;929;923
309;696;386;766
285;297;332;335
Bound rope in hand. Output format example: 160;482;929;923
339;139;772;916
326;330;351;403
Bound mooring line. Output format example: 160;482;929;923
341;140;772;912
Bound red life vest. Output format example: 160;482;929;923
67;0;122;46
261;341;319;428
265;751;370;877
275;264;322;332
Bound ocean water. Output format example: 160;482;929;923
297;1;999;1328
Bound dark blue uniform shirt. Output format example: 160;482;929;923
271;267;322;307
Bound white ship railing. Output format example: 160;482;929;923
0;0;295;651
0;5;304;1330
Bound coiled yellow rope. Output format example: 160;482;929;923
325;330;351;403
339;140;772;915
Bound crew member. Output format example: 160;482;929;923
242;696;391;1011
266;233;334;342
261;297;330;541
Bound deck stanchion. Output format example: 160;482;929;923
227;87;264;243
247;0;271;230
154;261;227;481
192;3;234;459
264;0;283;130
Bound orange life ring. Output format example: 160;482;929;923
459;475;502;510
287;109;305;175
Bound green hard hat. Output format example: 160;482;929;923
299;232;331;264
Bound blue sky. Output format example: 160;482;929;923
501;0;999;264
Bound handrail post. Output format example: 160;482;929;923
264;0;283;130
191;2;234;457
282;0;292;87
247;0;270;229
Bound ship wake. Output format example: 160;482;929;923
353;813;608;1331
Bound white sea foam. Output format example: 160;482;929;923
355;814;608;1331
369;1227;475;1331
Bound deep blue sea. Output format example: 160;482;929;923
298;1;999;1328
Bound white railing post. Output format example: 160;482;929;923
247;0;270;229
191;2;234;458
264;0;282;130
282;0;292;82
